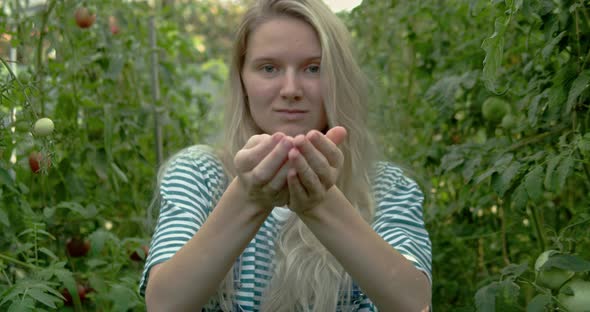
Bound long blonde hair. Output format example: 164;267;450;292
214;0;377;310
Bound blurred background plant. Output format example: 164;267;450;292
1;0;589;311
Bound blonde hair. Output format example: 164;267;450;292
215;0;377;310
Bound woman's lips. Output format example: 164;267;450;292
274;109;308;121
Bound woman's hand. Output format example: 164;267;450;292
286;127;347;214
234;132;294;210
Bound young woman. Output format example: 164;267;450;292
140;0;432;311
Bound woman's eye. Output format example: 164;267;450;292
261;65;276;73
306;65;320;74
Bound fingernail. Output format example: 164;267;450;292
308;131;318;140
273;132;284;142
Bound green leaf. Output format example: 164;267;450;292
501;262;528;278
566;70;590;114
542;31;566;59
526;294;551;312
544;154;562;191
111;162;129;183
0;207;9;227
528;92;546;127
512;182;528;211
440;150;465;173
462;155;482;183
481;16;507;92
89;229;114;255
524;166;544;201
492;161;522;196
38;248;58;260
54;202;97;219
27;288;58;309
0;167;17;193
7;297;35;312
540;254;590;272
556;156;574;193
497;280;520;309
54;269;82;310
475;282;499;312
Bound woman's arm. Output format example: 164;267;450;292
145;178;271;311
145;134;294;311
286;129;431;311
297;187;431;311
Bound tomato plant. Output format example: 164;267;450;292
0;0;235;310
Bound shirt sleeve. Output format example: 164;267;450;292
371;162;432;284
138;145;227;297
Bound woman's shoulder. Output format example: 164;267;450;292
161;144;227;183
166;144;224;169
371;161;424;199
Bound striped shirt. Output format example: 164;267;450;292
139;145;432;311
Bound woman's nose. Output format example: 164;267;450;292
279;70;303;101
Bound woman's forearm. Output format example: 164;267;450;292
145;178;270;311
297;187;431;311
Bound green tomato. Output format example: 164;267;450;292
500;114;516;129
482;97;511;123
33;117;54;137
534;250;575;290
558;279;590;312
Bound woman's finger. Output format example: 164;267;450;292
249;137;293;186
293;135;332;188
325;126;347;146
235;133;284;172
262;161;290;194
288;148;323;196
307;130;344;168
287;168;307;208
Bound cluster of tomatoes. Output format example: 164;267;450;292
74;6;119;35
534;250;590;311
61;237;149;306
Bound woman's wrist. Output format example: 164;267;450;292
294;185;340;220
231;176;275;216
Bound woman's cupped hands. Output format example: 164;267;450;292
233;127;347;214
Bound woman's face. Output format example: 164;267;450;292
241;16;327;137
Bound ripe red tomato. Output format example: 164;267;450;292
66;237;91;257
74;7;96;29
28;152;50;174
61;283;90;306
130;245;149;261
109;16;120;35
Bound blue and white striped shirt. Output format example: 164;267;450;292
139;145;432;311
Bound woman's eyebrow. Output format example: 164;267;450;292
249;55;322;63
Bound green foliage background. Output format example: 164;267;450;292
1;0;589;311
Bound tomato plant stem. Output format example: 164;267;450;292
529;205;546;251
500;203;510;266
35;0;57;117
0;253;38;270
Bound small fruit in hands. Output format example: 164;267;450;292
33;117;54;136
557;279;590;312
130;245;149;261
61;283;90;306
74;7;96;29
66;237;91;257
28;152;50;173
482;97;511;123
534;250;575;290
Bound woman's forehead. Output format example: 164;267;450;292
245;17;321;60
